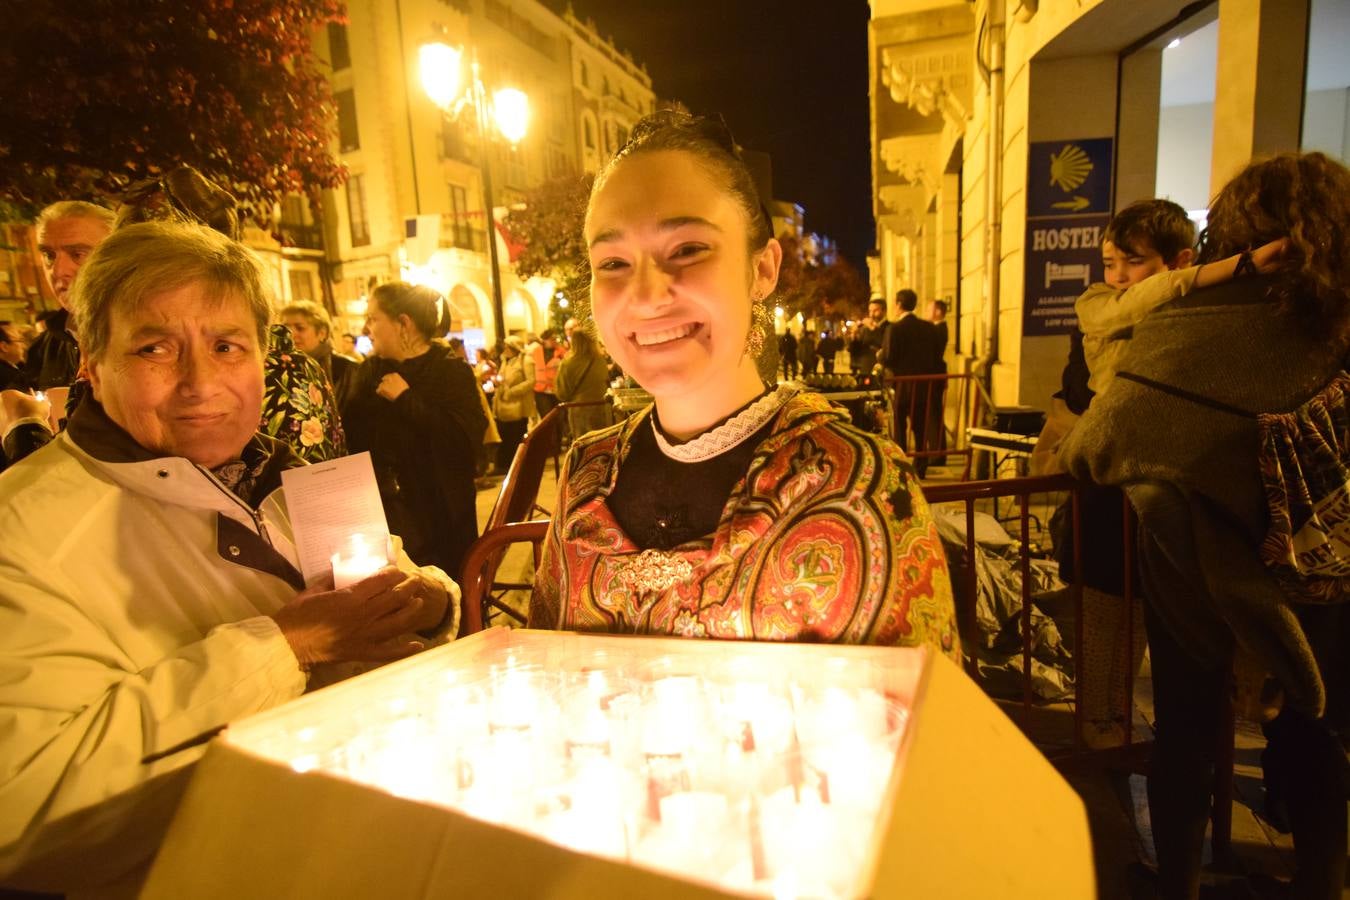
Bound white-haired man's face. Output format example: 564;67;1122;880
38;215;112;312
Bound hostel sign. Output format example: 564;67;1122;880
1023;138;1113;336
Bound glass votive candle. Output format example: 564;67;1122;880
330;530;393;589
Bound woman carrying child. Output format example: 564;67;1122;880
1063;152;1350;900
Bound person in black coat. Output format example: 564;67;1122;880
817;330;841;375
881;289;944;476
0;323;35;393
342;283;488;580
778;330;798;380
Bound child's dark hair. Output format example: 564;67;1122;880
1105;199;1196;263
371;282;451;340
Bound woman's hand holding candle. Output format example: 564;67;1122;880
272;569;433;668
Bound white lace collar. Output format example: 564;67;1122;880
649;385;796;463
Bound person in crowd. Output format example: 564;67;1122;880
1056;200;1285;747
778;328;798;380
1053;199;1197;749
340;332;360;358
929;298;948;348
527;109;956;655
491;335;536;474
0;326;40;474
563;316;580;348
255;321;345;464
531;328;564;419
342;283;487;579
816;329;840;375
119;166;347;463
852;297;888;375
0;323;33;392
32;309;59;336
926;298;950;462
797;328;818;376
1063;151;1350;900
474;346;498;387
554;328;613;439
881;288;943;477
25;201;113;390
0;221;455;898
1075;199;1287;399
0;390;55;476
281;299;356;408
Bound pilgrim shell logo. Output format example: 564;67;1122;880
1049;144;1093;192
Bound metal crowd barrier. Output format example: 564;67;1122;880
883;372;991;481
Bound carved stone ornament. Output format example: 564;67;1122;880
880;135;942;195
880;43;973;127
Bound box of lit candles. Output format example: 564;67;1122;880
143;628;1093;899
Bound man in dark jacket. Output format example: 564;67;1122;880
0;323;33;393
882;289;944;475
25;201;114;389
817;330;842;375
852;297;888;375
778;330;798;380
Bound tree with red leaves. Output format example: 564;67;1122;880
501;171;594;330
0;0;347;224
776;233;868;321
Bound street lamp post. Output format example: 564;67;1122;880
419;42;529;348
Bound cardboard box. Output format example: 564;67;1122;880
143;629;1093;898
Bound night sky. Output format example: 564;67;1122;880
561;0;874;271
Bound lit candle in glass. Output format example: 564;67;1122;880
330;531;391;589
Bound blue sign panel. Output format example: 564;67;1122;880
1023;138;1114;336
1027;138;1114;217
1023;213;1109;335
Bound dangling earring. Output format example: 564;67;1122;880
745;291;771;359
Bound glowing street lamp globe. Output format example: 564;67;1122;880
492;88;530;145
419;42;463;111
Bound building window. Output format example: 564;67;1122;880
502;143;527;190
327;23;351;70
549;94;566;142
616;126;629;150
346;173;370;247
440;114;475;164
484;0;556;60
336;89;360;153
602;76;610;97
579;59;589;88
448;183;477;250
279;195;322;249
288;270;316;303
547;146;571;178
281;195;306;225
584;117;595;150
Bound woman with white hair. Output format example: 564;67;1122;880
0;221;456;897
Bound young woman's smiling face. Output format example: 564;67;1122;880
585;150;779;422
